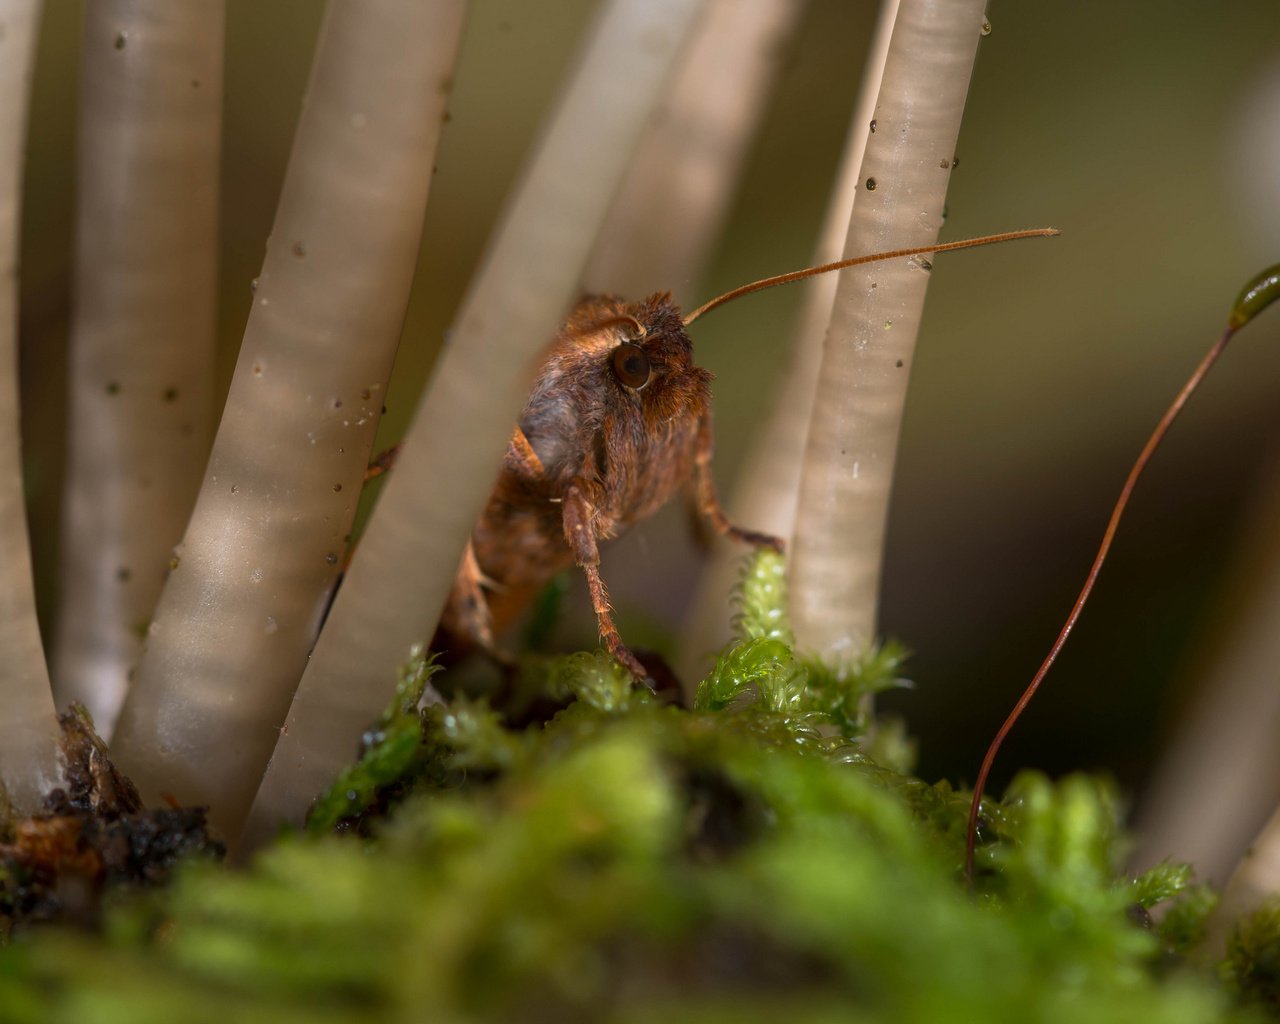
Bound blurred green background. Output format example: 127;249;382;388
17;1;1280;803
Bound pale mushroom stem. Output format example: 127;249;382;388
52;0;225;737
110;0;467;838
0;0;63;812
581;0;802;304
1205;802;1280;957
1132;447;1280;886
678;0;901;686
790;0;988;666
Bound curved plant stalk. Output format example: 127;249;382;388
965;325;1240;882
52;0;225;737
111;0;467;836
789;0;987;665
0;0;62;812
965;265;1280;882
243;0;707;848
581;0;801;304
678;0;900;685
1132;455;1280;885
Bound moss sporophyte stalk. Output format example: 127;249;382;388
2;549;1277;1022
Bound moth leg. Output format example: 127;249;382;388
506;424;546;482
447;540;513;666
367;426;541;488
563;483;650;683
364;441;403;482
336;442;405;570
693;414;784;553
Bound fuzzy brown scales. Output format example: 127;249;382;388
435;292;782;682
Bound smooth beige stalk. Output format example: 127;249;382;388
678;0;900;684
111;0;466;836
1133;455;1280;885
790;0;986;664
1205;802;1280;956
244;0;706;847
0;0;62;811
581;0;801;304
52;0;224;737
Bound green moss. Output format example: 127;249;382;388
695;551;909;744
305;648;446;835
1133;862;1195;910
1224;897;1280;1011
732;547;793;645
0;551;1272;1021
1161;885;1221;954
543;649;646;713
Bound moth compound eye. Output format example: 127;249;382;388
611;342;652;390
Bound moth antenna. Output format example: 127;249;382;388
962;261;1280;886
681;228;1059;327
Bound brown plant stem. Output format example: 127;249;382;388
965;326;1238;883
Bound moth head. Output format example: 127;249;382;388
606;294;708;413
561;293;702;397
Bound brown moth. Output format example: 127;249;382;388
428;230;1058;682
435;293;779;681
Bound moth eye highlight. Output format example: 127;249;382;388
611;342;652;390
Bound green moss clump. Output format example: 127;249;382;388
1133;862;1195;910
695;549;908;743
0;550;1269;1022
0;696;1243;1023
1161;885;1221;954
1224;897;1280;1011
732;547;793;645
305;649;448;835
